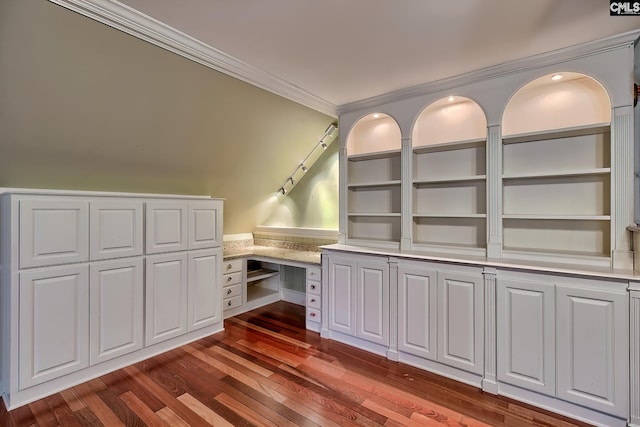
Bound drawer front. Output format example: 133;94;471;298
306;308;321;323
306;267;321;281
223;259;243;274
223;271;243;286
306;279;321;296
223;283;242;299
224;295;242;311
307;293;321;309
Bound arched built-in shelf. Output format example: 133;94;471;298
501;72;612;263
346;113;402;247
411;97;488;254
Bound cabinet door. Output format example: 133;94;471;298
188;200;222;250
145;253;188;345
327;256;356;336
437;271;483;374
556;286;628;417
19;199;89;268
90;258;143;365
497;279;555;396
145;201;188;254
188;248;222;331
397;265;437;360
19;265;89;389
356;259;389;346
90;201;143;261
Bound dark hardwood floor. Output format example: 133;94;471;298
1;301;593;426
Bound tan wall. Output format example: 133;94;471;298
0;0;336;234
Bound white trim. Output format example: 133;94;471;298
47;0;337;117
0;187;214;199
339;30;640;114
254;226;338;240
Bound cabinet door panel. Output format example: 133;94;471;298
398;266;437;360
145;202;188;254
19;265;89;389
328;257;356;335
188;201;222;250
556;286;628;417
20;199;89;268
497;279;555;395
357;260;389;345
90;259;143;364
90;201;143;260
145;253;188;345
188;249;222;331
437;272;483;374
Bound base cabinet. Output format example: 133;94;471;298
326;253;389;348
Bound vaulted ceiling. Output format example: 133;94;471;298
57;0;640;113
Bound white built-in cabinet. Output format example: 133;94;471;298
326;253;389;353
0;191;223;410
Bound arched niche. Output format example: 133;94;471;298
502;72;611;136
346;113;401;156
412;96;487;147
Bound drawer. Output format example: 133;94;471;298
223;271;243;286
223;259;243;274
306;308;321;323
223;283;242;299
306;279;321;296
306;266;321;281
223;295;242;311
306;293;321;309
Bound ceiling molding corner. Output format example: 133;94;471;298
48;0;338;117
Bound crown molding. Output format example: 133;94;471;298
338;30;640;115
48;0;338;117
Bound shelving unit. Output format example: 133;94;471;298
246;260;281;306
346;114;402;247
411;98;488;255
501;77;612;264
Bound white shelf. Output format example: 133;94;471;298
503;123;610;144
247;286;280;302
414;213;486;218
413;137;486;153
503;214;610;220
503;168;610;180
414;175;486;185
348;212;402;217
246;268;279;283
347;149;401;161
348;180;401;188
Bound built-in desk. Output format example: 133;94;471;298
222;246;322;331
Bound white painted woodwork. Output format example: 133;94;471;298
327;256;356;336
437;271;483;374
19;199;89;268
497;279;555;396
90;200;143;260
19;265;89;389
89;258;143;364
556;285;628;417
482;268;498;392
356;258;389;346
346;114;401;156
145;253;188;346
188;200;222;250
188;248;222;331
397;265;437;360
145;201;188;254
629;286;640;427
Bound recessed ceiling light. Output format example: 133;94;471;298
447;96;455;102
372;113;380;119
551;74;563;81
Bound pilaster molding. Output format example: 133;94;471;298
401;137;413;251
486;125;502;259
482;267;498;394
338;145;348;245
612;106;635;270
47;0;337;117
630;285;640;427
387;257;399;361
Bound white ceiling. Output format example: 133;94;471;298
80;1;640;110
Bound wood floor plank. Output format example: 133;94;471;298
1;301;596;427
